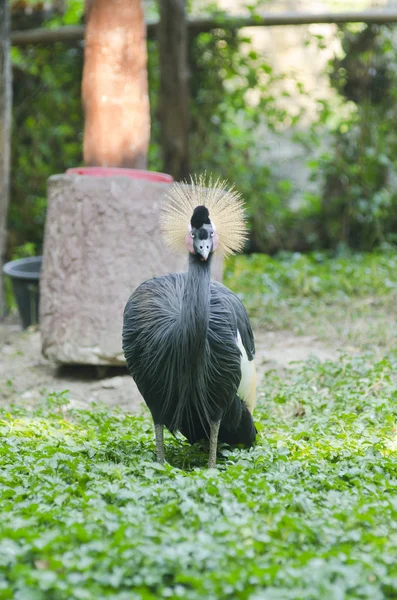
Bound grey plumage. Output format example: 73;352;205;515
122;187;256;466
123;257;256;464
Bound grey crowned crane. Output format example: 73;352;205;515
122;177;256;467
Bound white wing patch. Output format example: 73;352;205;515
236;330;256;413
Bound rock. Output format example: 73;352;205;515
98;376;125;389
40;174;223;366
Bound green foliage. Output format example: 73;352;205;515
10;9;397;257
2;351;397;598
188;27;302;253
9;42;83;258
308;25;397;251
150;19;304;251
9;8;301;257
225;250;397;301
224;250;397;346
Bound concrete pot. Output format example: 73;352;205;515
40;169;223;365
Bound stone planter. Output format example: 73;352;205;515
40;170;222;365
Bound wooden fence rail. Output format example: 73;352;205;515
11;10;397;47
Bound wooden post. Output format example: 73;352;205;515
0;0;12;317
82;0;150;168
158;0;190;180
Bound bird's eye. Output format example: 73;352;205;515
191;232;195;238
210;231;214;237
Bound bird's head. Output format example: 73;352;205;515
186;205;219;261
160;175;247;258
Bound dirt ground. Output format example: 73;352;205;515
0;314;339;412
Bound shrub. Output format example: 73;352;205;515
309;25;397;251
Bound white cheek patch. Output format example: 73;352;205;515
185;231;194;254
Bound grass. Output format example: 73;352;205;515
2;249;397;598
224;250;397;350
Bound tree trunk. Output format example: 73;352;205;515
82;0;150;168
158;0;190;180
0;0;12;318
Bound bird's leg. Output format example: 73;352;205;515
208;420;221;468
154;423;165;464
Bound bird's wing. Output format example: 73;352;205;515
211;281;255;358
236;330;257;413
210;281;256;412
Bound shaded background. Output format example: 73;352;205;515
8;0;397;263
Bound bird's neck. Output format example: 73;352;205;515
187;252;212;280
182;253;212;348
174;253;212;431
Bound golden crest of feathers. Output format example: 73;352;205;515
160;175;248;257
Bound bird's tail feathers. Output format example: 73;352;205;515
178;394;256;448
218;396;256;447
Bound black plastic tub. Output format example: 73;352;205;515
2;256;42;329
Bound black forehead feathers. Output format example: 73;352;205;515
191;205;210;229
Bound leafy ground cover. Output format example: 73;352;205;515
2;250;397;599
1;353;397;599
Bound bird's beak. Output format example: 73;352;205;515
200;247;211;261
